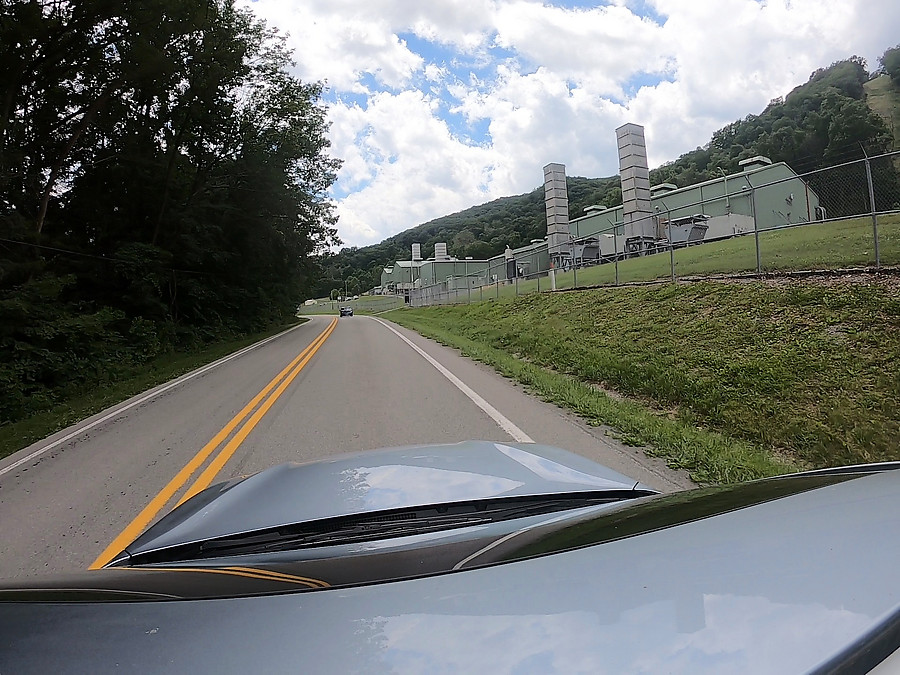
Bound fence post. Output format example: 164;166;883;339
864;155;881;268
613;228;620;286
750;184;761;274
515;266;519;295
667;208;675;283
572;251;578;289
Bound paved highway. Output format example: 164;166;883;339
0;315;692;580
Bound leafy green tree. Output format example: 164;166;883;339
0;0;341;424
880;45;900;84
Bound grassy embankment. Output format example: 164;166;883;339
386;220;900;484
0;320;307;462
499;215;900;296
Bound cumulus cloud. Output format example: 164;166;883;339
239;0;900;247
327;89;497;244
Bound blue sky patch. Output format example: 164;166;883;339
622;71;671;99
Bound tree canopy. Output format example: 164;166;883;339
881;45;900;85
0;0;340;422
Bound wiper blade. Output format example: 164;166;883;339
219;514;493;554
127;490;655;564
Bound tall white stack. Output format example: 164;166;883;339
616;123;655;253
543;162;571;265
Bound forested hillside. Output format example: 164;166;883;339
317;52;898;297
0;1;340;423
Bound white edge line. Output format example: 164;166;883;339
371;317;533;444
0;320;313;479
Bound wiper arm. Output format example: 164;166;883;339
127;490;655;564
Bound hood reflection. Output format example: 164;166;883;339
340;465;524;509
493;443;635;489
356;594;870;674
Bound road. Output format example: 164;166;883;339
0;315;692;580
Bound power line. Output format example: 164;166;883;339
0;237;209;275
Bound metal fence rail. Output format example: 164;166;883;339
405;150;900;308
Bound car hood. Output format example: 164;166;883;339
122;441;647;562
3;468;900;674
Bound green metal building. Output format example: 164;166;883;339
380;256;491;296
381;155;821;293
568;156;821;259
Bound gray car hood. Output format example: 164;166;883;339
123;441;646;560
4;468;900;674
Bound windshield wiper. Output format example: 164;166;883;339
126;490;655;564
201;514;491;554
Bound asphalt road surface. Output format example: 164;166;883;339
0;315;692;580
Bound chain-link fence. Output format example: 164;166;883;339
404;150;900;308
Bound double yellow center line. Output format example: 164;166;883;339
90;318;338;570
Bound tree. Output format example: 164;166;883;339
0;0;342;424
881;45;900;84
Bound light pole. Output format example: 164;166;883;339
660;203;674;282
718;167;730;213
742;184;761;273
568;233;578;289
465;257;472;303
613;224;619;286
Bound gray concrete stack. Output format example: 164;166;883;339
616;123;655;255
543;162;571;267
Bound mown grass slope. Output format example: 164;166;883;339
388;279;900;483
502;215;900;296
866;74;900;151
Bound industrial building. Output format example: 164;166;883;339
567;153;822;263
379;123;821;299
379;244;490;298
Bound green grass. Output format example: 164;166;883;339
494;215;900;297
0;320;308;461
386;281;900;484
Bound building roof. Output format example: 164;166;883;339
572;160;797;225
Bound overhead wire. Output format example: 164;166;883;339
0;237;209;275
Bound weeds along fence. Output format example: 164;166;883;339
408;150;900;307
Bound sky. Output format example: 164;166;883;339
239;0;900;248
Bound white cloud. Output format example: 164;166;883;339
240;0;428;90
239;0;900;247
328;89;498;244
492;2;670;98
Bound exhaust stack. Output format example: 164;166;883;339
543;162;572;267
616;123;655;255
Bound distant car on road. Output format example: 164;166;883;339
339;306;353;317
2;442;900;673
